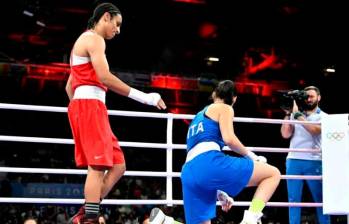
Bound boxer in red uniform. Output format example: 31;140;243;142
66;3;166;224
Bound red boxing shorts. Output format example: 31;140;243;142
68;99;125;168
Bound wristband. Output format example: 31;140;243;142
246;151;258;160
128;88;160;106
246;151;267;163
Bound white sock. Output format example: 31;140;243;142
241;210;263;223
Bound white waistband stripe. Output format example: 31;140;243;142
73;85;106;103
186;141;221;162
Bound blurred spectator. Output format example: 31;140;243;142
98;214;107;224
23;217;38;224
56;207;68;224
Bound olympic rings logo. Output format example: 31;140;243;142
326;132;345;141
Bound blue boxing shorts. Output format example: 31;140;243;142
181;150;253;224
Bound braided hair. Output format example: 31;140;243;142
87;3;121;29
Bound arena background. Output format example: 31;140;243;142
0;0;348;223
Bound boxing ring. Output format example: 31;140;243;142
0;102;348;222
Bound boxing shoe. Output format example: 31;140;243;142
149;207;166;224
68;206;85;224
149;207;175;224
217;190;234;211
239;210;263;224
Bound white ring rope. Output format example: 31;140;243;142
0;135;319;153
0;103;323;207
0;198;323;207
0;103;320;124
0;167;321;180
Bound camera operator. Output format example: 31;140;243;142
280;86;331;224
